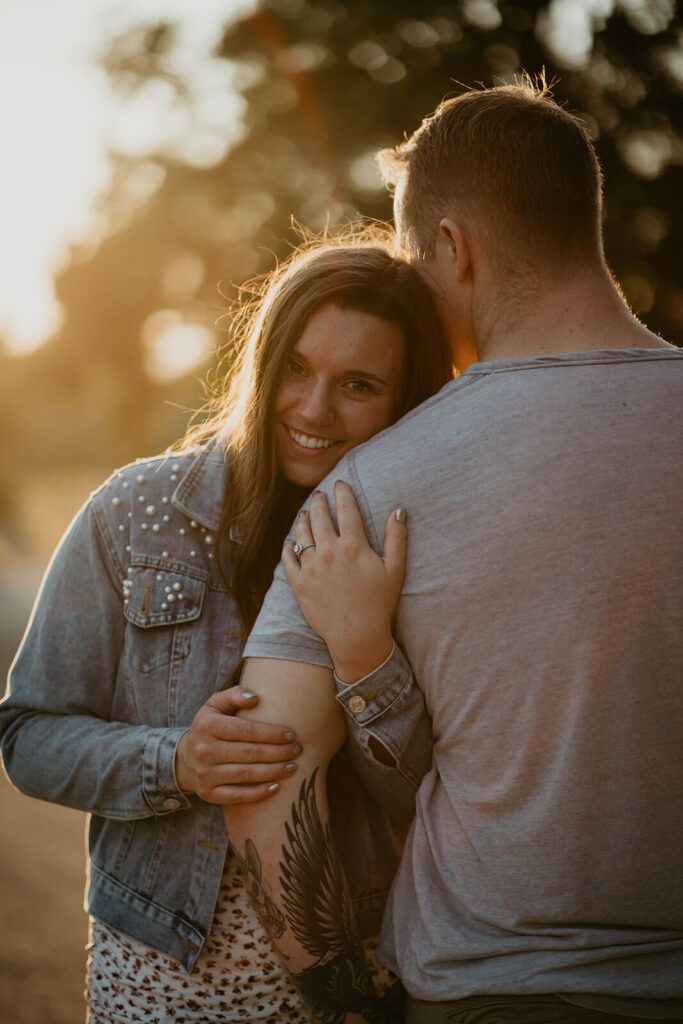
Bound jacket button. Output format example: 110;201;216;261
162;797;181;810
347;695;367;714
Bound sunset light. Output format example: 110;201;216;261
0;0;254;357
0;3;681;1021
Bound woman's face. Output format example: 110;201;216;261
274;302;406;489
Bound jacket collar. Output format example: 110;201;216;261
172;442;228;533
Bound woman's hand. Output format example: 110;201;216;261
175;687;303;804
282;481;407;683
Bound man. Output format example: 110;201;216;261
225;81;683;1023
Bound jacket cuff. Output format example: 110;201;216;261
142;727;194;815
333;641;412;725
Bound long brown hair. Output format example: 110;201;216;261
187;234;452;639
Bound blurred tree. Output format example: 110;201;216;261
2;0;681;538
213;0;682;342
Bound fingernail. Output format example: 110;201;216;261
395;507;406;523
284;730;297;741
285;761;298;773
240;689;257;700
292;743;303;756
268;782;280;793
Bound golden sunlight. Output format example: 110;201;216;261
0;0;255;356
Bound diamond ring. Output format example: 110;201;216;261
293;542;316;559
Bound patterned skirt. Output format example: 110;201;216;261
86;846;393;1023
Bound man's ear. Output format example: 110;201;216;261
439;219;471;282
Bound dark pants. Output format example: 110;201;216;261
404;993;683;1024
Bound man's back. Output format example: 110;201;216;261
249;347;683;1000
371;349;683;999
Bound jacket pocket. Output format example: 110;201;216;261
123;567;205;673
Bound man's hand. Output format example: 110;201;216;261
282;482;406;683
175;687;302;804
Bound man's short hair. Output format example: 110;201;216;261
378;78;604;271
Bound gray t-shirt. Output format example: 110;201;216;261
245;349;683;1002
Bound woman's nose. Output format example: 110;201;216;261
298;381;335;424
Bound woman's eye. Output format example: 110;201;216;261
287;360;306;377
346;379;374;394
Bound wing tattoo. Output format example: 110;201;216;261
234;837;287;941
279;769;384;1023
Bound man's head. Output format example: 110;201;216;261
379;78;604;272
378;80;606;364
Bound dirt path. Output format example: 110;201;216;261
0;772;88;1023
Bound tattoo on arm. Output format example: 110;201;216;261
235;769;385;1024
234;838;287;942
280;769;383;1022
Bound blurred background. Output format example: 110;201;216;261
0;0;681;1020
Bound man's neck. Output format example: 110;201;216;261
472;268;671;365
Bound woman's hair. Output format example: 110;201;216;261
186;233;452;638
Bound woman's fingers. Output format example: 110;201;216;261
308;490;339;545
382;506;408;579
293;484;368;551
289;509;319;572
208;686;258;712
208;781;284;806
206;755;299;784
333;479;365;539
175;688;303;798
282;539;301;583
294;509;315;547
207;700;298;746
179;732;302;802
196;744;301;802
214;736;302;764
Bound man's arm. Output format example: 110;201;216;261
281;484;432;817
223;656;385;1024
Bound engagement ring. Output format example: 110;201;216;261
293;542;316;559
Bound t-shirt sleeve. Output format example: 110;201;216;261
243;553;333;666
243;466;351;667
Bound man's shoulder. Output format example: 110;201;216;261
342;346;683;499
348;374;474;465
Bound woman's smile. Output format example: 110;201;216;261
274;302;406;488
286;426;339;451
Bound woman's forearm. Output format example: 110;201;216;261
1;706;190;819
333;642;432;819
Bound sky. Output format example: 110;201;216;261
0;0;256;356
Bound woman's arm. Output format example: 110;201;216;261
0;501;177;819
0;496;300;819
332;643;433;819
282;484;433;817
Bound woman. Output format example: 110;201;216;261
0;239;451;1022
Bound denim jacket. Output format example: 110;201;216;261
0;444;432;971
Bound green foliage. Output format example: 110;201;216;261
2;0;681;529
